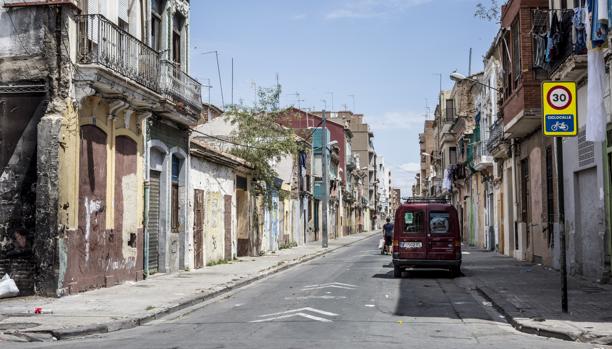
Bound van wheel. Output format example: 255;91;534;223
393;266;402;278
450;266;461;277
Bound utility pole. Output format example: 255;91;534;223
556;137;568;313
321;110;329;248
231;58;234;106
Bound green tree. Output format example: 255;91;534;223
474;0;500;22
225;85;301;200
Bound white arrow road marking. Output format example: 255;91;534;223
301;282;358;291
250;312;333;323
250;307;339;323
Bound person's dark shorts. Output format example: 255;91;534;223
384;235;392;246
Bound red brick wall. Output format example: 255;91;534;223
501;0;547;123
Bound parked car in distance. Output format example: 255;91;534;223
392;198;461;277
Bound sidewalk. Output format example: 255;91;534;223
0;231;377;343
463;249;612;345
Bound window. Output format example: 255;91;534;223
172;13;184;64
445;99;454;121
449;147;457;165
403;211;424;233
171;155;181;234
430;212;450;234
511;19;521;85
151;0;164;51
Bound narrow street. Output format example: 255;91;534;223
7;236;592;349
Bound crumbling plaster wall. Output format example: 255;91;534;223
0;5;78;296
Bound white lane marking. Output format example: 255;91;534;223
257;307;339;318
284;295;347;300
301;282;358;291
365;304;376;308
250;312;333;323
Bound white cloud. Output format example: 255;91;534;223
389;162;421;197
368;110;428;131
326;0;432;19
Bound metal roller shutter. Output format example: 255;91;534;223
148;171;161;274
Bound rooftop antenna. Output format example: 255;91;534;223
348;94;355;111
201;50;225;107
425;98;431;119
326;92;334;112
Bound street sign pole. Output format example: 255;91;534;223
542;81;576;314
556;137;568;313
322;110;329;248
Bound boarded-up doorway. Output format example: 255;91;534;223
193;189;204;269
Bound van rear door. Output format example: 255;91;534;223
426;209;457;260
397;208;427;259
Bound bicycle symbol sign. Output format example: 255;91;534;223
542;81;577;137
546;86;572;110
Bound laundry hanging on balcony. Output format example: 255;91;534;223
586;0;608;142
443;169;452;192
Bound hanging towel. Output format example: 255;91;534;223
586;7;608;142
599;0;608;23
589;0;608;47
443;169;452;192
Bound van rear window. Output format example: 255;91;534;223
404;211;424;233
430;212;450;234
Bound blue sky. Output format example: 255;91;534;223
189;0;498;196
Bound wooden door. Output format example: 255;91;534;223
193;190;204;269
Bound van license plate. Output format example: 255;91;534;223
401;242;422;249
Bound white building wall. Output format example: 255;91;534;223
188;156;236;266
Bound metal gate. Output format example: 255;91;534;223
148;171;161;274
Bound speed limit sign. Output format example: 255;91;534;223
542;81;577;137
546;86;572;110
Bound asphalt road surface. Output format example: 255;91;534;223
8;236;596;349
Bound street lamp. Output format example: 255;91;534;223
449;72;501;93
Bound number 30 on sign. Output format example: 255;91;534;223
542;81;578;137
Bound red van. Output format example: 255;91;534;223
392;198;462;277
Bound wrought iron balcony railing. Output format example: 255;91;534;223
78;14;160;92
486;118;505;153
160;60;203;110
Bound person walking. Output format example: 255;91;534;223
382;218;394;255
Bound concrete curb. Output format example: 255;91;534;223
22;232;377;341
474;285;577;342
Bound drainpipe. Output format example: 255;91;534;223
139;112;152;278
511;138;519;254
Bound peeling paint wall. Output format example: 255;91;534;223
58;97;145;294
188;155;236;266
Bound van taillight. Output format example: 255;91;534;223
454;240;461;248
393;240;399;247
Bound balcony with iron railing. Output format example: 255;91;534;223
78;14;202;116
486;118;510;159
472;141;493;171
160;60;203;112
78;14;161;92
